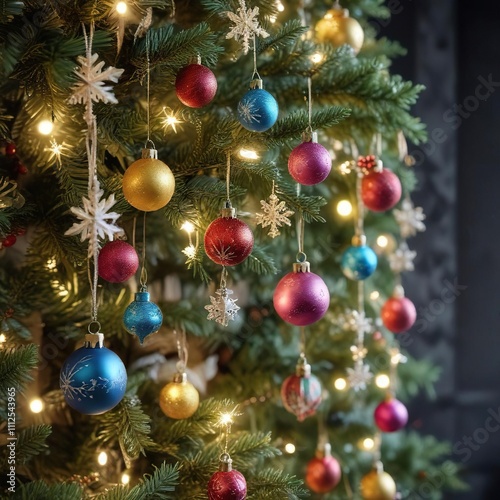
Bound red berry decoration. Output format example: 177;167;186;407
288;133;332;185
374;396;408;433
305;443;342;494
208;453;247;500
98;240;139;283
176;63;217;108
273;260;330;326
204;204;254;266
361;168;402;212
381;291;416;333
2;234;17;247
5;142;16;156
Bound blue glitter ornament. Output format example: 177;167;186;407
123;289;163;343
60;333;127;415
341;239;378;281
237;80;278;132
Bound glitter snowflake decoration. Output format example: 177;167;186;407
388;242;417;273
393;198;426;238
226;0;269;54
347;361;373;391
205;287;240;326
65;186;124;256
256;185;294;238
348;310;373;335
238;96;261;124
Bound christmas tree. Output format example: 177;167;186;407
0;0;467;498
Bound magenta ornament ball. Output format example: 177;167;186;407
374;397;408;432
288;141;332;185
273;271;330;326
98;240;139;283
207;469;247;500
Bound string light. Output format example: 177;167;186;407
121;472;130;484
276;1;284;12
220;413;233;426
162;108;183;133
46;258;57;270
310;52;324;64
375;374;391;389
97;451;108;466
116;1;127;15
336;199;352;217
38;120;54;136
30;398;44;413
270;15;277;23
376;235;388;248
360;437;375;451
0;333;6;343
181;221;195;234
239;148;259;160
284;443;296;454
370;290;380;300
334;377;347;391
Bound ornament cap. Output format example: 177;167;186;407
135;291;151;302
374;158;384;172
302;131;318;143
374;460;384;473
316;442;332;459
173;372;188;384
221;200;236;218
293;261;311;273
393;284;405;298
296;354;312;377
250;78;263;90
141;148;158;160
218;452;233;472
84;332;104;348
352;234;366;246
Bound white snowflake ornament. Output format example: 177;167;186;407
226;0;269;54
256;183;294;238
205;286;240;327
394;198;426;238
348;310;373;336
347;361;373;391
388;241;417;273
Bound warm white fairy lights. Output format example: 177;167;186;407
285;443;296;454
181;221;195;234
121;472;130;484
239;148;259;160
370;290;380;301
336;199;353;217
38;120;54;135
97;451;108;466
375;373;391;389
116;1;127;15
30;398;44;413
334;377;347;391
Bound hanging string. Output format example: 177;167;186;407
252;34;261;80
139;212;148;290
174;328;189;372
307;76;313;134
220;266;228;290
299;326;306;355
145;35;152;148
226;152;231;203
296;211;305;259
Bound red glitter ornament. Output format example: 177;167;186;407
305;443;342;494
98;240;139;283
204;205;254;266
176;63;217;108
208;453;247;500
5;143;16;156
361;168;402;212
2;234;17;247
381;294;416;333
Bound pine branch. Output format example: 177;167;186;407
12;481;82;500
248;469;308;499
8;424;51;466
257;20;308;53
0;344;38;397
242;243;278;275
125;462;180;500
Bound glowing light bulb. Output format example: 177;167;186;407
334;377;347;391
30;398;44;413
116;1;127;14
220;413;233;426
0;333;6;343
181;221;195;234
121;472;130;484
97;451;108;466
38;120;54;136
284;443;296;454
239;148;259;160
182;244;196;259
375;374;391;389
310;52;324;64
370;290;380;300
336;200;352;217
361;438;375;451
270;15;277;23
376;235;389;248
276;1;285;12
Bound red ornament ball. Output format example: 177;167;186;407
2;234;16;247
98;241;139;283
208;469;247;500
381;296;416;333
204;216;254;266
306;454;342;493
273;270;330;326
288;141;332;185
374;397;408;433
281;373;322;421
361;169;402;212
176;64;217;108
5;143;16;156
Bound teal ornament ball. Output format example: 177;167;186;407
341;245;378;280
123;291;163;344
237;88;278;132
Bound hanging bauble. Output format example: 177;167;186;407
159;372;200;419
381;286;417;333
305;443;342;494
273;260;330;326
281;355;322;421
288;132;332;185
315;7;364;54
208;453;247;500
361;168;402;212
98;240;139;283
60;333;127;415
123;289;163;344
122;148;175;212
2;234;16;247
341;235;378;281
237;79;278;132
374;396;408;433
175;63;217;108
360;465;397;500
204;203;254;266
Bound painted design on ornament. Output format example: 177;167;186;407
238;97;261;124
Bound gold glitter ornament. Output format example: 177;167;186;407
360;466;397;500
315;7;364;54
159;372;199;419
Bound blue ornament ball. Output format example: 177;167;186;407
341;245;378;280
237;88;278;132
123;291;163;344
60;341;127;415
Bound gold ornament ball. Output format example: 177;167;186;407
316;8;364;54
159;378;200;419
360;469;397;500
122;153;175;212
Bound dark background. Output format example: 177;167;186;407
379;0;500;498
